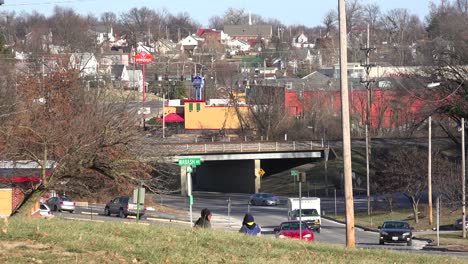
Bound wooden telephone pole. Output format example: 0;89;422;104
338;0;355;248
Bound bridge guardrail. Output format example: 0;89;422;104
152;141;324;155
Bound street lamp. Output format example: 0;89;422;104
426;82;441;226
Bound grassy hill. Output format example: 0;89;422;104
0;217;464;263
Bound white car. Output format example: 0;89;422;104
39;203;53;217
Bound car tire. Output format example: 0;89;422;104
317;228;321;233
379;240;384;245
104;207;110;216
54;205;58;212
262;200;266;206
407;240;412;246
69;210;74;214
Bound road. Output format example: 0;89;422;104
51;192;468;258
152;192;430;250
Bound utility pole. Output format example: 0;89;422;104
428;116;433;225
162;93;166;138
462;117;466;238
360;24;376;216
339;0;355;248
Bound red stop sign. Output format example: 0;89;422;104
134;51;153;64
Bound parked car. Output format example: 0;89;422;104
45;196;75;213
39;203;53;217
104;196;146;219
454;216;468;230
274;220;314;242
378;220;413;246
250;193;280;206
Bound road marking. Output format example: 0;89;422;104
81;212;98;215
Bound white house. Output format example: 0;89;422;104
228;39;251;52
69;53;98;77
292;33;315;48
124;69;144;92
179;35;204;53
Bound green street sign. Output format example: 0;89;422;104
178;158;201;166
291;170;299;176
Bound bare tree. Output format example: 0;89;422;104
0;70;150;217
376;146;452;223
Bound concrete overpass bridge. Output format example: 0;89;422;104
150;141;328;194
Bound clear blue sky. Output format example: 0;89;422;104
2;0;431;27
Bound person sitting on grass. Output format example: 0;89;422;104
194;208;212;229
239;213;261;236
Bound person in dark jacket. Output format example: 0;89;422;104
194;208;212;228
239;213;261;236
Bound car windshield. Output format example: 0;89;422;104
262;193;274;198
40;204;48;210
60;197;71;201
382;221;410;229
293;209;319;217
280;222;308;230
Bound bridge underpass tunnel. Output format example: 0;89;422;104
193;160;255;193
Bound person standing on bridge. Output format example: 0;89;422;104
194;208;212;228
239;213;261;236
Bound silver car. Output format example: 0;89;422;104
45;196;75;213
250;193;280;206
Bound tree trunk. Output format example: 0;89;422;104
386;195;394;213
13;187;47;218
411;196;419;223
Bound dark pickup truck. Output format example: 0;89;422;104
104;196;146;219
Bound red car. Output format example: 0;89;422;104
274;220;315;242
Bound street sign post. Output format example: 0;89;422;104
178;157;202;228
291;170;299;192
134;51;153;130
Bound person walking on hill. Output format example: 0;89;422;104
239;213;261;236
194;208;212;228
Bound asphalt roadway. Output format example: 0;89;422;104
48;191;468;258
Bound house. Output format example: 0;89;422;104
227;39;251;54
90;26;115;45
197;29;221;43
288;49;322;72
69;53;98;77
292;33;315;48
100;51;130;66
155;39;177;54
111;64;127;81
124;69;143;92
223;24;272;46
179;35;204;54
